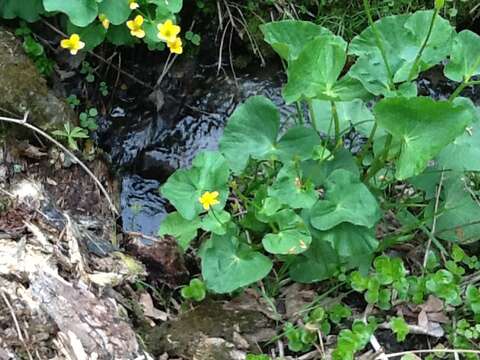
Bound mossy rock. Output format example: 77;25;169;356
0;27;76;132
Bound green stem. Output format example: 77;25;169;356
295;101;304;125
407;8;438;82
331;101;341;148
363;133;392;182
362;0;395;88
307;99;320;135
209;207;224;227
449;79;480;102
357;122;377;166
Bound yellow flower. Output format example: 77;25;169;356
127;15;145;38
99;13;110;29
199;191;220;211
60;34;85;55
157;19;181;43
129;0;139;9
167;37;183;54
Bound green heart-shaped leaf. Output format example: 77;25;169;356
348;11;454;95
260;20;333;61
161;151;230;220
0;0;43;22
311;169;381;230
158;212;201;250
268;164;317;209
201;232;272;293
201;210;231;235
220;96;279;174
67;22;107;51
444;30;480;82
98;0;131;25
284;35;367;103
375;97;478;180
43;0;98;27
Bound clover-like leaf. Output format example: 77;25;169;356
262;209;312;255
283;35;367;103
201;232;272;293
375;97;478;180
161;151;230;220
181;278;206;302
260;20;333;61
43;0;98;27
220;96;279;174
158;212;200;250
98;0;131;25
444;30;480;82
310;169;381;230
348;11;454;95
390;317;409;342
268;164;317;209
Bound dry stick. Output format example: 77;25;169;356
0;112;118;216
0;289;34;360
422;170;444;268
378;349;480;359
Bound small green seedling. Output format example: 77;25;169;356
52;123;89;151
181;278;207;302
390;316;409;342
79;107;99;131
99;81;109;96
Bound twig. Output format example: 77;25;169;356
0;112;118;215
1;289;34;360
378;349;480;359
423;170;444;268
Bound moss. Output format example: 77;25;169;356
0;28;76;132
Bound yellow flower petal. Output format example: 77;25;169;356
167;37;183;54
199;191;220;210
60;39;70;49
157;19;181;43
129;0;139;9
134;15;143;26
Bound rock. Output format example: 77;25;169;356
144;301;275;359
0;27;76;131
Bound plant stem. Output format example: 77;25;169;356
407;8;439;82
331;101;341;148
357;123;377;165
307;99;320;135
362;0;395;88
449;80;480;102
210;207;224;227
363;133;392;182
295;101;304;125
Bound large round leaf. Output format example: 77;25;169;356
0;0;43;22
444;30;480;82
283;35;365;103
43;0;98;27
158;212;201;250
260;20;333;62
66;22;107;51
98;0;131;25
148;0;183;13
220;96;279;174
375;97;478;180
201;233;272;293
348;11;454;96
161;151;230;220
274;126;321;163
310;169;381;230
268;164;317;209
437;122;480;172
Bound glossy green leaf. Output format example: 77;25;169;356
433;177;480;243
348;11;454;95
275;126;321;163
201;210;231;235
311;169;381;230
311;99;376;136
158;212;200;250
444;30;480;82
283;35;366;103
260;20;333;61
161;151;230;220
43;0;98;27
148;0;183;13
201;232;272;293
106;24;136;46
262;209;312;255
220;96;279;173
0;0;43;22
98;0;131;25
375;97;477;180
268;164;317;209
437;122;480;172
